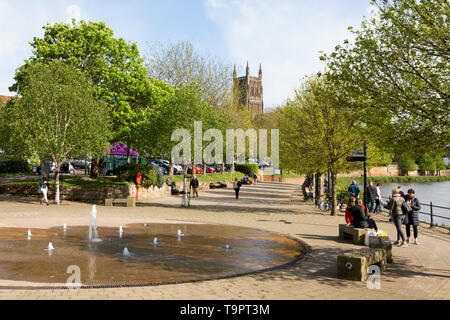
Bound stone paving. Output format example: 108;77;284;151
0;181;448;300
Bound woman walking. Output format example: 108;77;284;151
387;188;408;247
405;189;421;245
39;172;50;206
233;177;242;199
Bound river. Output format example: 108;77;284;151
379;181;450;227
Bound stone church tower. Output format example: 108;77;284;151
233;62;264;115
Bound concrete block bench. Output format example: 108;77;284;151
209;182;227;189
337;248;387;281
369;236;393;263
339;224;367;245
105;198;136;207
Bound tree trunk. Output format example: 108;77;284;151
169;157;174;180
90;158;99;179
314;172;323;207
330;171;337;216
54;167;60;205
221;162;225;174
203;163;207;175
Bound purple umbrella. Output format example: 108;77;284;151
108;143;139;157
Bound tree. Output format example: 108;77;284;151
145;41;233;109
139;83;229;173
418;153;437;175
279;75;364;215
321;0;449;155
9;20;174;163
398;155;417;175
3;60;111;204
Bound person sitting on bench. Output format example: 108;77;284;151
349;197;378;232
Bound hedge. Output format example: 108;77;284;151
0;159;30;173
235;163;259;177
116;164;163;188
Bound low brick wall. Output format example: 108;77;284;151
261;175;305;184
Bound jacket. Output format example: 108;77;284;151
348;183;360;197
406;196;421;226
388;194;405;216
39;176;49;189
190;178;199;189
350;204;368;228
368;185;378;200
233;180;241;189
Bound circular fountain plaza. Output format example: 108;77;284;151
0;205;307;289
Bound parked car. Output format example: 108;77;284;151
158;159;183;174
205;165;216;173
150;161;168;175
187;164;203;174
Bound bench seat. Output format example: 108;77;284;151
339;224;367;245
105;198;136;207
337;248;387;281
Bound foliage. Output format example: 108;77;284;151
321;0;450;155
398;156;417;172
0;158;30;173
140;83;230;161
3;60;112;204
418;153;437;173
235;163;259;177
145;41;233;108
165;172;245;183
117;163;163;188
9;20;174;153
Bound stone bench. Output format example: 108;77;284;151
339;224;367;245
337;248;387;281
369;236;393;263
105;198;136;207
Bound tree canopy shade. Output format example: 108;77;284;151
2;60;111;204
9;20;174;153
321;0;449;155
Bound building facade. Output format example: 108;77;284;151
233;62;264;115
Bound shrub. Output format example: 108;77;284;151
398;156;416;173
235;163;259;176
0;158;30;173
116;163;163;188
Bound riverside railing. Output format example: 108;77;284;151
382;196;450;229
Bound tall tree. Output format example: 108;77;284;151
145;41;233;109
2;60;111;204
321;0;449;154
279;76;364;215
9;20;173;162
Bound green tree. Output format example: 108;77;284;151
279;76;363;215
418;153;437;175
9;20;174;163
2;60;111;204
398;155;417;175
322;0;449;154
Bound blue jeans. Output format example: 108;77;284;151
368;199;375;212
393;215;406;242
374;199;381;213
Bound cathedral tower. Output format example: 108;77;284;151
233;62;264;115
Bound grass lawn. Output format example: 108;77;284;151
0;172;33;177
3;176;133;189
165;172;245;183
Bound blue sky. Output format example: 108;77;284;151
0;0;372;109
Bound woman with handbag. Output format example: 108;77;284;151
405;189;421;245
39;172;50;206
387;188;408;247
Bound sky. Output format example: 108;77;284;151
0;0;373;110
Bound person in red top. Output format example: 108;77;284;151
345;197;356;225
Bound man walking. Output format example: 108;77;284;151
190;175;199;198
348;180;360;198
368;182;378;213
233;177;242;199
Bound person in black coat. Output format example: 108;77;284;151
405;189;421;245
350;198;378;232
367;182;378;213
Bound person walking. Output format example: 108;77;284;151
190;174;199;198
387;188;408;247
233;177;242;199
39;172;50;206
405;189;421;245
374;183;383;213
348;180;360;198
367;182;378;213
253;173;258;184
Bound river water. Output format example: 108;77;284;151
379;181;450;227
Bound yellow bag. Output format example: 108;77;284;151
378;231;388;237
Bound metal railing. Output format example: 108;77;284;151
382;196;450;228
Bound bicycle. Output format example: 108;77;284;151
318;193;331;211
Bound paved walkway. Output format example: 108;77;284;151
0;182;448;300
